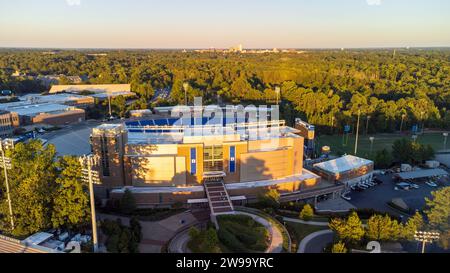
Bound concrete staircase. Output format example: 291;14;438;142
204;181;234;215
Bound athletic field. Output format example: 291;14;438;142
316;132;448;158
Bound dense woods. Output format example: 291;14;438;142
0;49;449;133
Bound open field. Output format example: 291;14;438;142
316;132;448;158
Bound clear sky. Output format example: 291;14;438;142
0;0;449;49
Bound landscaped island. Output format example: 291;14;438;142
188;215;270;253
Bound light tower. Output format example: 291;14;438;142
79;155;101;253
0;140;14;231
183;82;189;105
414;231;440;254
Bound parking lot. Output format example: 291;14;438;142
348;172;450;217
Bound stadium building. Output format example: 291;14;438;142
91;107;346;214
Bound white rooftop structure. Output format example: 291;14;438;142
396;168;448;180
50;84;131;94
313;155;373;174
23;232;54;246
19;93;93;104
2;103;73;117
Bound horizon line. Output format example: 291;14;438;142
1;46;450;51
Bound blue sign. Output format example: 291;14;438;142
229;146;236;173
412;125;419;133
190;148;197;175
344;125;351;133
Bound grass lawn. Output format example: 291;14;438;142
285;222;329;252
286;222;328;242
317;132;447;158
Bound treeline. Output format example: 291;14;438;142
1;49;449;132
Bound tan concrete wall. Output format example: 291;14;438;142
129;156;186;187
240;149;292;182
223;142;248;183
178;144;204;186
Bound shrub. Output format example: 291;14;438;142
331;241;348;253
300;204;314;221
119;189;136;214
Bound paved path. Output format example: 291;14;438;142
297;230;334;253
283;217;329;227
237;212;283;253
168;227;193;253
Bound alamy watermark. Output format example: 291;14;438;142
170;97;282;148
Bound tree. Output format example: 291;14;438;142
345;212;365;243
299;204;314;221
51;156;90;230
257;189;280;209
392;138;435;165
111;95;127;118
402;212;424;241
203;228;220;253
329;212;365;244
425;187;450;249
129;217;142;242
331;241;348;253
119;189;136;214
374;149;393;169
0;141;58;237
392;138;413;164
366;214;402;242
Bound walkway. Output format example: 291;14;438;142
282;217;329;227
297;230;334;253
236;212;283;253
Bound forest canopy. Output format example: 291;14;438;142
0;48;449;132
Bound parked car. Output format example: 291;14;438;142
341;194;352;201
425;181;438;188
356;186;366;191
373;177;383;184
358;183;369;189
396;183;411;190
408;183;420;189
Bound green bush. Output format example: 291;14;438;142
101;219;141;253
218;228;247;253
216;215;270;253
300;204;314;221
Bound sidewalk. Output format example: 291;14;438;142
297;230;334;253
283;217;329;227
